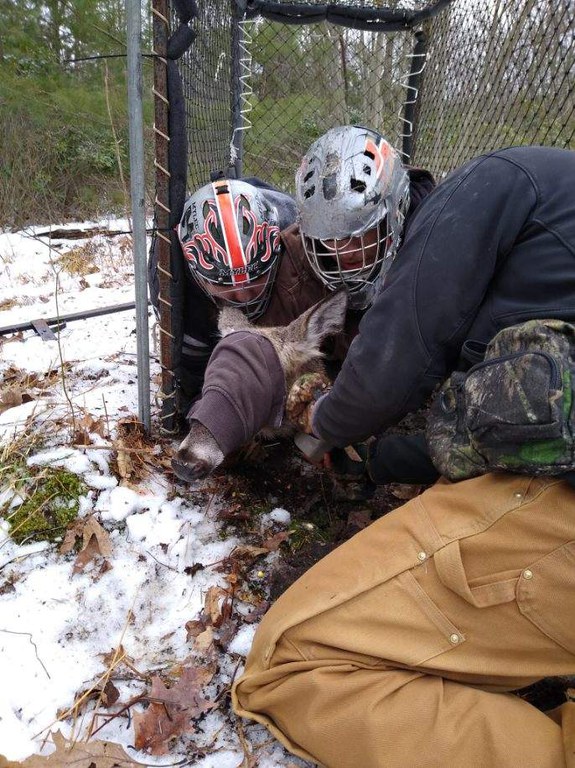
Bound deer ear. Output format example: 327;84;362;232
301;289;348;348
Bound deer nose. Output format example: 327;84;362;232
171;456;209;482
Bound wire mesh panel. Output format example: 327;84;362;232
175;0;574;191
414;0;575;175
178;0;235;189
237;16;417;191
177;0;433;194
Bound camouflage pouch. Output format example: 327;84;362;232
427;319;575;481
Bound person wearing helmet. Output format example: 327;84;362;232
171;176;326;408
291;125;437;481
155;176;306;406
179;177;292;321
294;145;575;485
295;125;414;311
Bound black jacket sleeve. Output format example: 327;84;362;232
313;153;539;447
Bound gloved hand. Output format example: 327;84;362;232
293;434;376;501
285;372;331;434
327;444;370;476
327;443;376;501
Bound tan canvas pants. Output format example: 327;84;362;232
232;474;575;768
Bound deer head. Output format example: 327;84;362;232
172;290;347;481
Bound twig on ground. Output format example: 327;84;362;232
0;628;51;679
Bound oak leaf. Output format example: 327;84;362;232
133;665;215;755
60;517;113;576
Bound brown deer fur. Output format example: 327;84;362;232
172;291;348;481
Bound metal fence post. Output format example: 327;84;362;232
152;0;177;433
126;0;151;432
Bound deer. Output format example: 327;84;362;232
171;290;348;482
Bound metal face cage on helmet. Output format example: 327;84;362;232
295;125;410;309
177;179;282;320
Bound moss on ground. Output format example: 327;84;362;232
1;465;86;545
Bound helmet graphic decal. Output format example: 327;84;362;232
181;199;228;274
180;180;280;287
364;136;393;183
213;180;249;285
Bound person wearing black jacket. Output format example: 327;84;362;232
168;128;436;489
303;145;575;483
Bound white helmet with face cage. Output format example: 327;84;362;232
296;125;410;309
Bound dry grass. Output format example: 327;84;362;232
54;235;133;279
54;242;101;277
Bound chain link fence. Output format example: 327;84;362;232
174;0;574;191
178;0;233;189
415;0;575;176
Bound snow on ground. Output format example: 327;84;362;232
0;221;309;766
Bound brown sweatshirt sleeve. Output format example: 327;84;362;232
189;331;286;456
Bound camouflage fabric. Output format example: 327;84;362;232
426;319;575;481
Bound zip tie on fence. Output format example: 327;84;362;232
152;5;169;25
397;50;427;159
153;125;170;142
152;87;169;106
154;161;171;177
158;326;175;340
154;197;171;214
230;18;255;165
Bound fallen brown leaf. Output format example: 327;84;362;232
261;530;290;551
133;665;215;755
194;627;215;653
185;619;207;642
0;386;23;415
60;517;112;558
215;616;238;650
204;585;230;627
60;517;113;577
0;729;147;766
